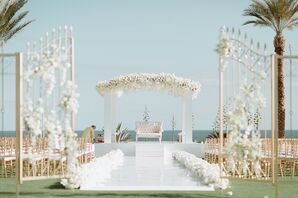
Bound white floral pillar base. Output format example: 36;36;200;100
182;93;192;143
104;92;117;143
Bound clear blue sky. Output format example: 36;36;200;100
5;0;298;130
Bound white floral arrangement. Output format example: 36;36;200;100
23;99;44;162
59;81;80;114
215;26;268;179
59;82;80;189
61;119;81;189
23;27;81;187
215;27;234;71
215;37;231;58
96;73;201;98
172;151;229;189
24;43;71;96
45;111;63;152
61;149;124;189
79;149;124;190
23;99;43;137
224;71;266;178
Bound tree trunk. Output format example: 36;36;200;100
274;33;285;138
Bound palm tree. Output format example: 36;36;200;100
243;0;298;138
0;0;34;134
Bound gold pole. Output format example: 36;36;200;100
218;26;225;179
16;52;23;197
219;59;224;178
70;36;75;131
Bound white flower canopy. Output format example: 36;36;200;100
96;73;201;98
97;73;201;144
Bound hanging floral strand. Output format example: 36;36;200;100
60;81;80;189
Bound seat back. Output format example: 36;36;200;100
135;122;163;134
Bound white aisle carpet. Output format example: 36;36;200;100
81;143;213;191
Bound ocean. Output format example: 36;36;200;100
1;130;298;142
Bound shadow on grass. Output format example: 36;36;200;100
77;192;229;198
35;192;226;198
43;181;227;198
1;191;228;198
47;181;66;189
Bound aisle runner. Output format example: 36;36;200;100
81;144;213;191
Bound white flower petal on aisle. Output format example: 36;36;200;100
79;149;124;190
172;151;229;189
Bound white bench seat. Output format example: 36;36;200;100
135;121;163;142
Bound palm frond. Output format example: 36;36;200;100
3;0;28;20
115;122;122;133
286;16;298;28
115;123;130;142
1;0;27;30
0;0;33;42
5;10;29;32
206;131;227;139
0;0;12;17
243;0;298;33
3;20;33;41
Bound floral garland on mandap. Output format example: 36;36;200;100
172;151;229;189
96;73;201;98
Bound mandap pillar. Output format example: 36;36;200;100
104;92;117;143
182;92;192;143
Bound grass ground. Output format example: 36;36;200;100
0;178;298;198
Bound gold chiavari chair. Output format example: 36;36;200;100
77;137;86;164
203;138;216;163
0;137;16;178
276;139;296;177
48;148;66;176
79;138;95;164
22;137;45;177
292;139;298;176
261;138;272;178
203;139;210;163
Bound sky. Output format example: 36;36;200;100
4;0;298;130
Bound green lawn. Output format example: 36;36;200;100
0;178;298;198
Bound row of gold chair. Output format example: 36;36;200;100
0;137;95;178
204;138;298;179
